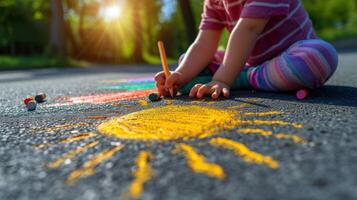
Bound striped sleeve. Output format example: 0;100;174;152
199;0;225;30
241;0;290;18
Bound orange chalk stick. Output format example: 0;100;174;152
157;41;174;98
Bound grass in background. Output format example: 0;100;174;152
143;52;177;65
0;55;88;70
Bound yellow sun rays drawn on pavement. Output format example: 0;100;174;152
33;99;306;200
98;105;240;141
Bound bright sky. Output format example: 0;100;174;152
161;0;176;20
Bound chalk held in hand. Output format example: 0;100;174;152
27;100;37;111
296;89;309;100
35;93;47;103
157;41;174;98
148;93;161;102
24;96;35;105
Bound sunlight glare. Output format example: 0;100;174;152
100;4;121;22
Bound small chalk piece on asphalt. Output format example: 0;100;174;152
296;89;309;100
24;96;34;105
148;93;160;102
27;100;37;111
35;93;47;103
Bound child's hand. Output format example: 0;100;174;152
154;71;183;97
189;80;230;100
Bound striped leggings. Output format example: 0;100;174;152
179;39;338;93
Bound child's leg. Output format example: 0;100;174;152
246;39;338;91
178;39;338;94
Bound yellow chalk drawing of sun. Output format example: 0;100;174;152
98;105;240;141
34;99;307;200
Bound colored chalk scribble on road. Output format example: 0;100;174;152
33;76;308;200
47;76;156;107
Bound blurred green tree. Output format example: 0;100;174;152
302;0;357;40
1;0;357;64
49;0;66;56
178;0;197;43
0;0;49;55
131;1;144;62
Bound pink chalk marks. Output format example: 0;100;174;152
47;76;157;107
47;90;156;107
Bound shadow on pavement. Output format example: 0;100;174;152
231;85;357;108
177;85;357;108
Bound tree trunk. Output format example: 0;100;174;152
132;1;144;62
49;0;66;56
65;0;79;57
178;0;197;43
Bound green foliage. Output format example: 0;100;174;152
159;5;189;58
1;0;357;68
0;0;49;48
0;55;87;70
302;0;357;40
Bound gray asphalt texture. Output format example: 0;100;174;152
1;52;357;200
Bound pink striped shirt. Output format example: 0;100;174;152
200;0;317;66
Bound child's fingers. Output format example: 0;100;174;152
211;88;221;100
156;82;165;89
222;88;230;98
165;74;178;88
156;83;166;95
154;72;166;85
158;88;170;97
189;84;202;98
197;85;210;98
157;88;165;97
155;74;169;96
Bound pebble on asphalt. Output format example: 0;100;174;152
27;100;37;111
24;96;35;105
35;93;47;103
148;93;161;102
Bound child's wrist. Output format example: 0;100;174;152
212;78;231;88
174;70;189;86
173;71;183;76
212;72;232;87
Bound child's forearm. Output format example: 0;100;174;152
213;18;269;86
175;30;222;85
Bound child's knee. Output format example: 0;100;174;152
321;41;338;78
287;40;339;89
311;41;339;88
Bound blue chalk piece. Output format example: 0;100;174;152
27;101;37;111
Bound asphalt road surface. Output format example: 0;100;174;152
0;51;357;200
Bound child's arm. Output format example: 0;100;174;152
155;29;222;97
191;18;269;99
175;29;222;84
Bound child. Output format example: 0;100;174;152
155;0;338;99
